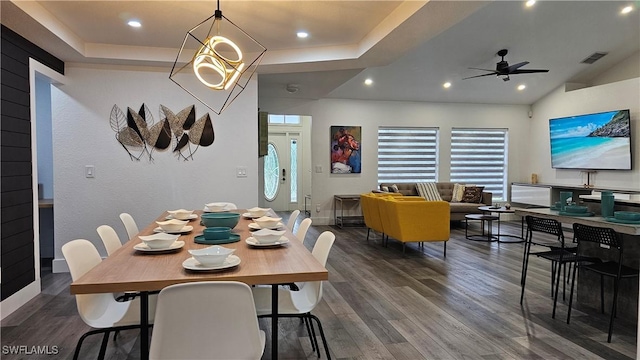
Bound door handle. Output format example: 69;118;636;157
282;168;286;182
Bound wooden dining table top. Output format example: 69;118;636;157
70;210;328;295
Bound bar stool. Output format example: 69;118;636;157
567;223;639;342
519;216;582;318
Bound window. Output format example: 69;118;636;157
450;128;508;201
268;114;301;124
378;127;439;184
290;139;298;203
264;143;280;201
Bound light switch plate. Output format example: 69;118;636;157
85;165;95;178
315;165;323;173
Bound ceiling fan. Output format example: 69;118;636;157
463;49;549;81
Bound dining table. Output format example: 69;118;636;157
69;209;328;360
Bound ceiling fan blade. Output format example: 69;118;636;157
510;69;549;74
468;67;497;72
505;61;529;73
462;73;498;80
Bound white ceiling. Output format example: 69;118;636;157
3;1;639;112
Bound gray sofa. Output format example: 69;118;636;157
378;182;492;221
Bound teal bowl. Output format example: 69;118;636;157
201;212;240;228
614;211;640;221
203;227;231;240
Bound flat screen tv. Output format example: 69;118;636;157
549;109;631;170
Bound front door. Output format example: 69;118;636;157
263;132;300;211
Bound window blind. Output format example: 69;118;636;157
450;128;508;201
377;127;439;184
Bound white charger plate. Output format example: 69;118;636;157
245;236;290;247
182;255;241;271
248;222;285;230
153;225;193;234
165;214;198;220
134;240;185;252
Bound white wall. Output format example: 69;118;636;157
51;65;258;268
529;77;640;189
285;99;531;224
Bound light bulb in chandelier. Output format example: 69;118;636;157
193;35;245;90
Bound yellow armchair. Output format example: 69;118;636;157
380;197;450;256
361;193;413;242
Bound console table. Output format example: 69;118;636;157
511;182;640;208
333;195;364;228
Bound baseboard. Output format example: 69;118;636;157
0;281;41;320
52;258;69;273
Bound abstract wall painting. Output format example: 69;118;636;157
110;104;214;161
330;126;361;174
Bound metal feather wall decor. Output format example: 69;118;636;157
110;104;214;161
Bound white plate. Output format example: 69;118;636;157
245;236;290;247
165;214;198;220
153;225;193;234
242;212;262;219
182;255;241;271
134;240;185;252
248;222;285;230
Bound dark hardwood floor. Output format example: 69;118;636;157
1;216;637;359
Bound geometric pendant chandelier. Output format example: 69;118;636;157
169;0;267;115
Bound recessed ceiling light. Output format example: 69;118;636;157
621;6;633;14
443;82;451;88
525;0;536;7
127;20;141;28
364;78;373;86
297;31;308;38
517;84;526;91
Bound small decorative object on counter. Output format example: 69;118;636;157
600;191;615;218
504;203;511;210
531;173;538;184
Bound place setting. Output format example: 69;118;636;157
203;202;234;212
134;233;184;253
182;245;240;271
248;216;285;231
558;204;594;217
246;229;289;247
604;211;640;225
154;219;193;234
165;208;198;221
242;207;271;219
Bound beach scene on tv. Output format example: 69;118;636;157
549;110;631;170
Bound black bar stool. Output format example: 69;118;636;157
567;223;639;342
520;216;582;318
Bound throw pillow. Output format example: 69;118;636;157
380;186;389;192
389;184;399;193
416;182;442;201
451;183;465;202
461;186;485;203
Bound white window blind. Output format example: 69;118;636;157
378;127;439;184
450;128;508;201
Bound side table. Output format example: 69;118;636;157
477;206;524;243
465;214;499;242
333;195;364;228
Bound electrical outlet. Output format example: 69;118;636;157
315;165;323;173
236;166;248;178
315;204;321;212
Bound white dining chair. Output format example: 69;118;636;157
287;209;301;232
294;217;313;243
62;239;156;360
97;225;122;256
119;213;139;240
252;231;335;359
149;281;265;360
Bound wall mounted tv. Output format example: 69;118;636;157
549;109;631;170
